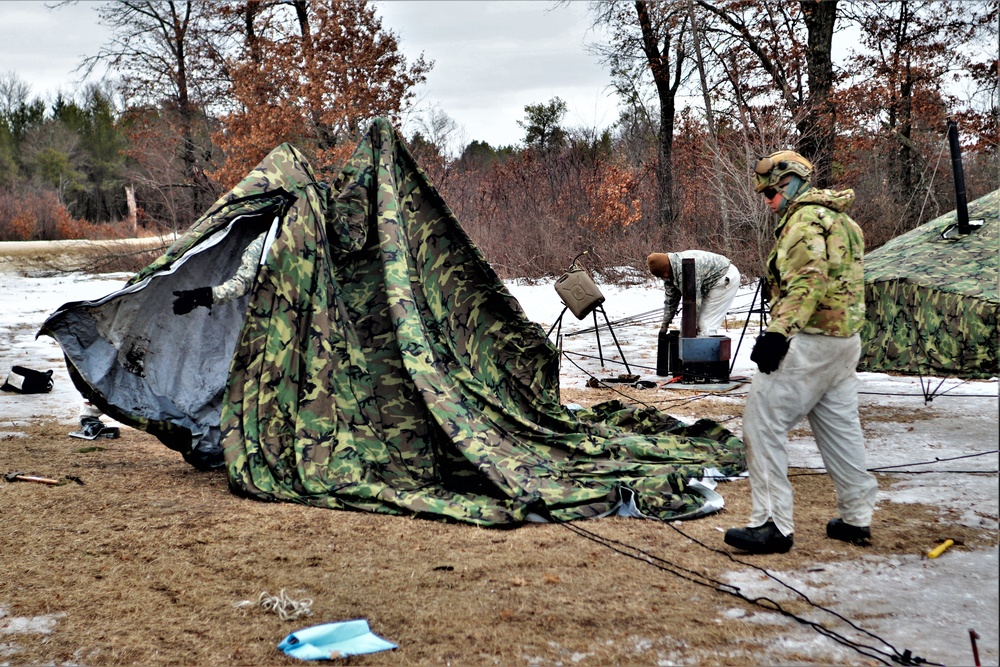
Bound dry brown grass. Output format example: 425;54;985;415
2;415;993;666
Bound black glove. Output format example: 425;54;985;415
172;287;213;315
750;331;789;374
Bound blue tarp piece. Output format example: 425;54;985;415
278;619;397;660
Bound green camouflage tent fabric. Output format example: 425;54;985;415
42;118;745;525
859;188;998;379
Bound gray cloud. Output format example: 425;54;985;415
378;1;618;146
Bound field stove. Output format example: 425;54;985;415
655;257;731;384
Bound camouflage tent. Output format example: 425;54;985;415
41;118;745;526
859;188;998;379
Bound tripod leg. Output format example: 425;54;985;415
547;306;569;339
730;277;763;373
598;306;632;375
592;309;605;368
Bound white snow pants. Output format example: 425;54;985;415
698;263;741;336
742;333;878;537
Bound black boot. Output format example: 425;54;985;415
827;518;871;546
724;521;793;554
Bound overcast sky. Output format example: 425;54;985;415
0;0;619;150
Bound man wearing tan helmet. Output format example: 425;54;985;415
723;150;878;554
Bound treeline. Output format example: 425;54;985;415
0;0;996;282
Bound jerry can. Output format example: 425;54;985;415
554;267;605;319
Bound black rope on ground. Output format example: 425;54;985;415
690;450;999;482
553;299;997;402
554;519;939;666
559;351;740;414
790;469;999;476
561;350;997;400
858;390;997;398
657;520;942;666
869;450;999;471
784;450;1000;477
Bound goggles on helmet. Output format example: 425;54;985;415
753;151;813;193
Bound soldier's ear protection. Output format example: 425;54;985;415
754;156;787;176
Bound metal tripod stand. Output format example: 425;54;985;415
547;304;632;375
730;277;769;373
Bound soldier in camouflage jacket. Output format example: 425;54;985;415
724;150;878;555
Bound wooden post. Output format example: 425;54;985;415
125;185;137;235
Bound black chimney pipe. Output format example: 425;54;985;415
947;120;971;235
681;258;697;338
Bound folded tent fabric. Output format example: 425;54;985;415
40;118;746;525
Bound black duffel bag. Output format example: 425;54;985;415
1;366;54;394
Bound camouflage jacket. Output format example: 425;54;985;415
660;250;732;331
765;188;865;338
211;230;268;305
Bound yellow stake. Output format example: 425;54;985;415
927;539;954;559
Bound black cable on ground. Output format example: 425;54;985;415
868;449;999;471
858;391;997;398
552;302;998;403
561;347;996;400
555;518;940;666
785;450;1000;477
559;351;737;414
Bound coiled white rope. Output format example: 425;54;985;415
251;589;314;621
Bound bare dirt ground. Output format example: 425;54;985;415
1;389;993;667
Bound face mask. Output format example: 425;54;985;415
777;175;805;211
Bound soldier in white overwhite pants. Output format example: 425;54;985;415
697;263;741;336
742;333;878;538
725;149;877;554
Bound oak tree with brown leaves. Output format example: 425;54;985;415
210;0;431;188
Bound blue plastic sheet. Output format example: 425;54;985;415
278;619;397;660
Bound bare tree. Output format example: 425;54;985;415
694;0;838;187
81;1;219;221
588;0;692;228
416;106;462;160
0;71;32;121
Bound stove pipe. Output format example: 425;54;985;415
947;120;971;235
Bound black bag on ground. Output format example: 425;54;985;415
1;366;54;394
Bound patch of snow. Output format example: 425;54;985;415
0;604;64;635
723;547;999;666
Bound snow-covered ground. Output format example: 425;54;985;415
1;262;997;666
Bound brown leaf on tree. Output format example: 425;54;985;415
209;0;431;189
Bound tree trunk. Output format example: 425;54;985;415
635;0;679;226
686;0;714;135
799;0;837;188
245;0;262;64
686;0;731;255
126;185;137;234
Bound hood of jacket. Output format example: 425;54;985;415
785;186;856;217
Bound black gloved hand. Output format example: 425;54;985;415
750;331;789;374
172;287;213;315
